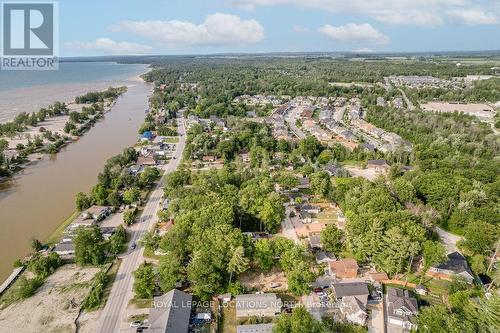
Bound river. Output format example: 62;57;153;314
0;81;151;281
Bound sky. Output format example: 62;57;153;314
57;0;500;56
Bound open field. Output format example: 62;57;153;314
0;264;100;333
420;101;496;119
240;267;288;292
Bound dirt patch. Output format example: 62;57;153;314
239;267;288;292
421;102;495;119
345;166;383;181
0;264;100;333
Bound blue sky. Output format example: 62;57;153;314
59;0;500;56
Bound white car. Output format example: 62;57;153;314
130;321;142;327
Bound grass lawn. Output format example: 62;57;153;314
46;210;79;245
164;136;179;143
315;211;337;221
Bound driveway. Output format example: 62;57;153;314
368;302;384;333
434;226;463;254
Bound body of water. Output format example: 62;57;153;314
0;62;148;122
0;62;151;281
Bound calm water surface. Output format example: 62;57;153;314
0;80;151;281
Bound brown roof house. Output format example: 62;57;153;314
386;287;419;331
328;259;359;279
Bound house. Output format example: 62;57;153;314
332;282;369;301
316;251;336;265
239;150;251;163
70;216;96;229
99;226;116;240
53;242;75;256
376;97;386;107
309;234;322;249
300;211;312;223
149;289;192;333
128;164;143;176
386;287;419;331
427;251;474;283
333;282;369;325
300;204;321;214
341;295;368;326
415;284;428;295
82;205;110;221
235;293;282;318
202;155;216;163
367;159;390;173
328;259;359;279
237;324;275;333
138;156;157;166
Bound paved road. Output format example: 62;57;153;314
280;205;300;244
284;106;307;139
95;113;186;333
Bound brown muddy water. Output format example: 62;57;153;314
0;81;151;281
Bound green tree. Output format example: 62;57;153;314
30;238;43;252
258;192;285;233
74;226;105;265
75;192;91;211
133;262;156;299
274;306;325;333
123;187;141;205
422;240;446;274
123;209;137;225
320;225;344;254
254;239;275;272
227;246;250;285
158;254;184;292
108;225;126;254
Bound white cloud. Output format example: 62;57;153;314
110;13;264;47
318;23;390;45
228;0;499;27
65;38;152;55
447;9;498;25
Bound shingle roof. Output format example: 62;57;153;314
149;289;192;333
434;251;473;275
332;282;369;298
237;323;275;333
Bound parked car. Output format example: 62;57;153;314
131;242;137;250
130;321;142;327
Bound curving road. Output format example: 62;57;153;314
95;112;186;333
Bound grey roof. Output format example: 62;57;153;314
367;159;389;166
434;251;473;276
53;242;74;253
237;323;275;333
149;289;192;333
333;282;369;298
386;287;418;323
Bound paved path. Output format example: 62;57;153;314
280;205;300;244
434;226;463;254
95;113;186;333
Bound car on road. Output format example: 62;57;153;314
131;242;137;250
130;320;142;327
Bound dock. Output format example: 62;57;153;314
0;266;25;296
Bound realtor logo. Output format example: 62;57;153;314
1;1;58;70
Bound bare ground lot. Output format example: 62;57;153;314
345;166;384;181
239;267;288;292
420;102;495;119
0;265;100;333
